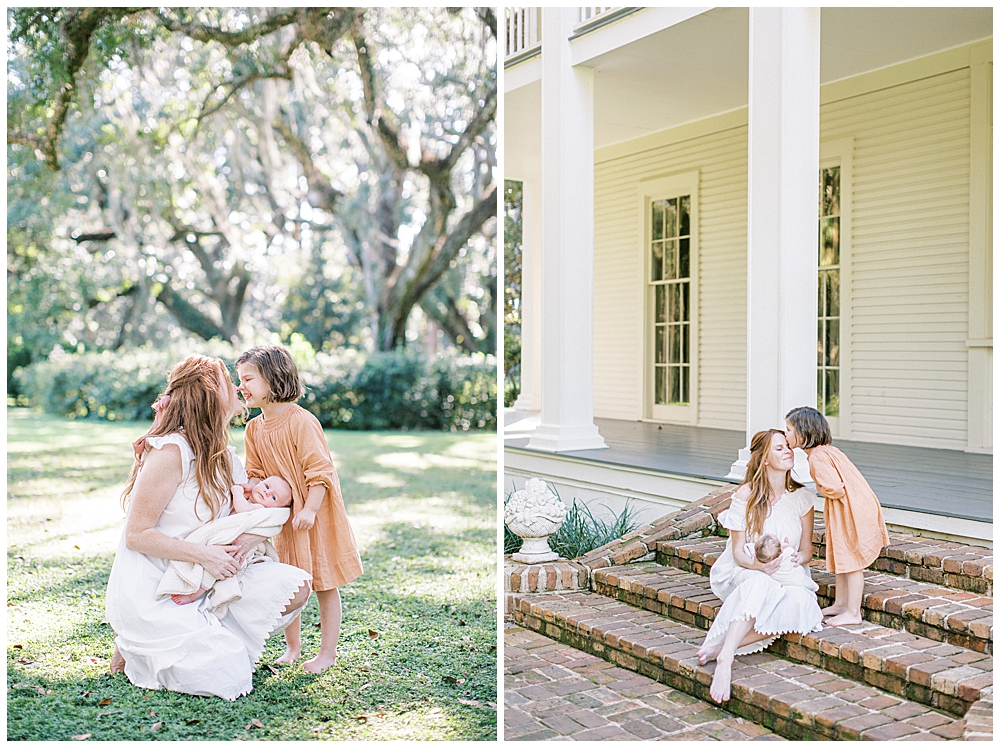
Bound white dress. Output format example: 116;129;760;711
704;488;824;655
105;434;312;700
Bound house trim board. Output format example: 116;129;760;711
506;448;993;547
595;41;988;166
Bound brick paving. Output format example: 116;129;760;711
505;624;784;741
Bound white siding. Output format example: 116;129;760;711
593;128;748;429
592;66;973;450
822;69;971;449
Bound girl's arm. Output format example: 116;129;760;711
291;485;324;530
809;451;847;501
125;445;240;580
730;529;782;574
291;416;336;531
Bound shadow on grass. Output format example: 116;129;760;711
8;532;496;741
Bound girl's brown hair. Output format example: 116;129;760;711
741;429;804;537
785;406;832;449
121;356;235;520
235;345;302;403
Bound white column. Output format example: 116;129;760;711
729;8;820;480
513;179;542;411
527;7;607;452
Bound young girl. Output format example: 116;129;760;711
785;406;890;626
236;345;364;673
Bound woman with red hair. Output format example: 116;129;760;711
697;429;824;704
105;355;312;700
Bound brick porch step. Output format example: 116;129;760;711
593;562;992;717
510;590;965;740
658;537;994;654
813;525;994;596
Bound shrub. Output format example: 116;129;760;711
503;488;642;559
13;344;497;431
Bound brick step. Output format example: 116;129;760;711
814;525;992;594
594;562;992;717
658;537;993;655
510;590;965;740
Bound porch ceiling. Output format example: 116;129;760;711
504;6;992;176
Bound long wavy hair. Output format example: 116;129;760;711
121;355;235;521
741;429;803;538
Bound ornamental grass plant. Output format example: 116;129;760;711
503;486;642;559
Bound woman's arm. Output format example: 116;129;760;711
792;508;815;567
125;445;240;580
730;529;782;574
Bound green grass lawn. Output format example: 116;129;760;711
6;408;498;741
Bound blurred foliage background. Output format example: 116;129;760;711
503;180;521;408
7;7;497;427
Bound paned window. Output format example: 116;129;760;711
650;195;691;405
818;167;840;417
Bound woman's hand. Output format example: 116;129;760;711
755;555;783;575
291;507;318;531
199;544;241;580
230;533;264;563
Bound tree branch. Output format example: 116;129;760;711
352;28;410;173
154;8;303;47
477;8;497;38
271;117;343;211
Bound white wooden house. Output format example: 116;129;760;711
504;7;992;543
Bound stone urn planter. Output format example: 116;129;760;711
505;478;567;563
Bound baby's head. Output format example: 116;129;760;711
249;476;293;509
754;534;783;564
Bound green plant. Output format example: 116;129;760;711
13;344;497;432
503;485;643;559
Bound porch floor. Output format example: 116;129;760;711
504;414;992;524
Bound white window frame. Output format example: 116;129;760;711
819;139;853;439
638;171;699;425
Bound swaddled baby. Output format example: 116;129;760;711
750;533;818;591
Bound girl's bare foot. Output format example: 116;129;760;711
821;603;845;617
698;641;723;665
825;611;863;627
275;648;300;665
302;650;337;674
110;645;126;674
709;654;733;703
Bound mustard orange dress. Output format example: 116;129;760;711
243;404;363;591
807;445;890;574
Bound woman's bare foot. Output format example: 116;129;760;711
110;645;126;674
275;647;300;665
709;654;733;703
302;650;337;674
698;641;723;665
825;611;863;627
821;603;845;617
171;590;205;605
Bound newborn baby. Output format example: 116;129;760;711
231;475;293;513
170;475;293;606
752;533;818;591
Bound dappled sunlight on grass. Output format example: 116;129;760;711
7;408;497;741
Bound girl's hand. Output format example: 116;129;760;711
292;507;318;531
200;544;240;580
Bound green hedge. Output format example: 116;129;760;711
12;343;497;431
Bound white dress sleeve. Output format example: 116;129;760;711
144;433;194;483
720;495;748;532
795;488;818;516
